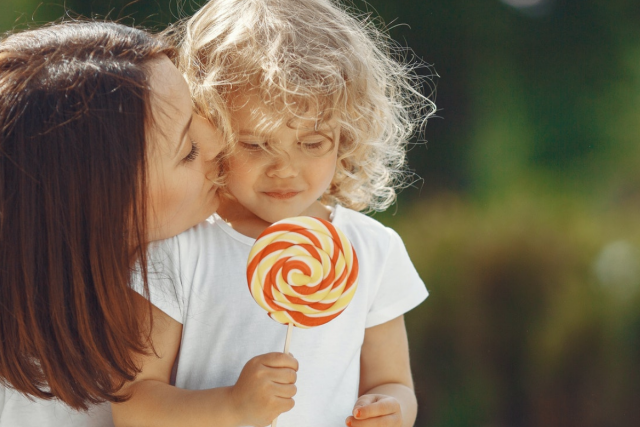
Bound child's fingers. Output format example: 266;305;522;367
274;395;296;415
345;395;402;427
353;395;400;419
271;382;297;399
345;413;401;427
352;394;377;411
259;352;299;371
268;366;297;385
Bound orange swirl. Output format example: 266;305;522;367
247;216;359;328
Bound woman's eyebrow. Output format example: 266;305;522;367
175;115;193;157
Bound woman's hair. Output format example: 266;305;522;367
0;21;175;410
171;0;435;212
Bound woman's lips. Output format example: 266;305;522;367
263;191;300;199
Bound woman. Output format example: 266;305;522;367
0;21;224;425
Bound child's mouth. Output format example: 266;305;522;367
263;191;300;200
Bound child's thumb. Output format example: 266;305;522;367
352;395;376;418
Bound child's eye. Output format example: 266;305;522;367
239;141;267;152
300;139;333;156
183;141;200;162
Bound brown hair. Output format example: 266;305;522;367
0;22;175;410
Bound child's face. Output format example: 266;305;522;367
225;92;339;224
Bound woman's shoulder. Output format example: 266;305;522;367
157;214;253;250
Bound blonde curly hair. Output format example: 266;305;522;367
171;0;435;212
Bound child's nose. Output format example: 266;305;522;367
266;153;298;179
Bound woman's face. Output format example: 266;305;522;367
145;56;224;241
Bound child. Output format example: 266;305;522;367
112;1;435;426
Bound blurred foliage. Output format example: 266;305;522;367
2;1;640;426
367;0;640;201
383;193;640;427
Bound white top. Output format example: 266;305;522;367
143;206;428;427
0;385;113;427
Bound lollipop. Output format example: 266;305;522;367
247;216;359;329
247;216;359;426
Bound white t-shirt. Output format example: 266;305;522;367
0;385;113;427
144;206;428;427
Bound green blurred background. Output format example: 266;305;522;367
3;0;639;426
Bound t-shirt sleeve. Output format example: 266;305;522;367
365;227;428;328
131;237;185;324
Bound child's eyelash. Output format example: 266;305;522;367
304;141;323;149
239;141;266;151
184;141;200;162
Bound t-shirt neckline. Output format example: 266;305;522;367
211;206;342;246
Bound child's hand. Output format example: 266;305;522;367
230;352;298;426
345;394;402;427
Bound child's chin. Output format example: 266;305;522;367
257;208;305;224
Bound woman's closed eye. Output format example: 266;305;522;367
183;140;200;162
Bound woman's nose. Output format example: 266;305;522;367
189;114;225;182
193;115;225;162
203;130;225;162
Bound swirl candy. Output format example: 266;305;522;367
247;216;359;329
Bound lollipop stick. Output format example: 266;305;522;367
283;323;293;354
271;324;294;427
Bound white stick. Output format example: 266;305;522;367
271;324;294;427
283;323;293;354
